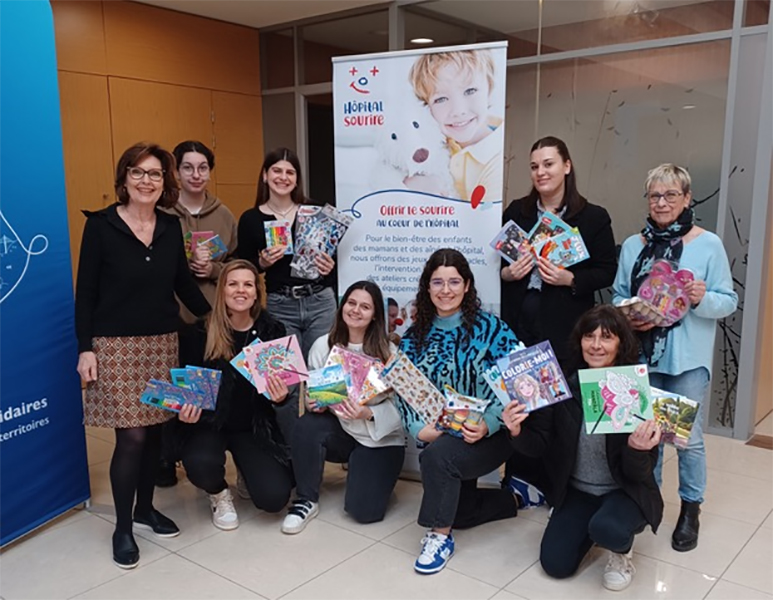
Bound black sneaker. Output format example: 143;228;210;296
133;509;180;538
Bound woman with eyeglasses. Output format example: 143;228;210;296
154;141;238;488
76;143;210;569
395;249;527;575
612;163;737;553
500;136;617;365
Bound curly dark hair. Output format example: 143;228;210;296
408;248;481;349
569;305;640;371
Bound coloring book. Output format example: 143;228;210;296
496;341;571;413
307;364;350;407
651;387;698;448
579;365;653;434
490;220;532;263
233;335;308;395
264;219;294;255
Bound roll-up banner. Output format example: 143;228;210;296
0;1;91;546
334;42;507;477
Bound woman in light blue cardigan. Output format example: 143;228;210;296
613;164;737;553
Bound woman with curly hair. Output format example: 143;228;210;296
396;248;525;575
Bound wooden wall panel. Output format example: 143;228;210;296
212;91;263;186
755;220;773;423
50;0;108;75
108;78;215;187
103;1;260;95
217;183;257;222
58;71;115;274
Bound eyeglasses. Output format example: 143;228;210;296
179;164;210;176
645;190;684;204
127;167;164;182
429;278;465;291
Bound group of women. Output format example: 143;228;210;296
75;135;736;593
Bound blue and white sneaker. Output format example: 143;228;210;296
414;531;455;574
507;475;546;509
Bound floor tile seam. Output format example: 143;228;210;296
704;465;773;483
62;551;170;600
712;517;773;595
659;500;765;529
313;514;417;542
492;557;541;595
274;538;380;600
172;553;271;599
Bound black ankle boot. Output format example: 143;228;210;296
112;530;140;569
672;500;700;552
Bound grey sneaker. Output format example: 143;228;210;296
209;488;239;531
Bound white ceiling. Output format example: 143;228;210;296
133;0;389;29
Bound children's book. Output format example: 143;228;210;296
496;341;571;413
435;386;489;438
184;230;227;260
307;364;350;407
357;362;390;406
579;365;654;434
482;364;512;407
490;221;532;264
651;387;699;449
237;335;308;395
230;337;262;385
140;379;204;413
616;260;694;327
264;219;294;255
382;350;445;425
290;204;353;279
324;345;385;404
527;211;573;246
200;234;228;260
532;229;589;268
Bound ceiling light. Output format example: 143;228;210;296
411;37;434;44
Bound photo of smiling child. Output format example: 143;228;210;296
408;49;503;204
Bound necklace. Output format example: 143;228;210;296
266;202;296;219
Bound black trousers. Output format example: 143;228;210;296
181;427;293;513
540;486;647;579
292;411;405;524
418;430;517;530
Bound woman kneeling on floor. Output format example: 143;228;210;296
178;260;294;530
504;305;664;592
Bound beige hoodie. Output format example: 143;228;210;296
165;192;238;323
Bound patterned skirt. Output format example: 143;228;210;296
83;333;178;429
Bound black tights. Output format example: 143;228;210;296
111;425;162;533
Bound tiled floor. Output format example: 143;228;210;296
1;427;772;600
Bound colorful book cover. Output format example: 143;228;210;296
382;350;445;425
618;259;694;327
435;386;489;438
290;204;353;279
185;230;215;259
496;341;571;413
482;364;511;407
140;379;205;413
184;365;221;411
307;364;350;407
230;337;263;385
490;220;532;264
241;335;308;395
651;387;699;449
357;362;390;406
532;229;589;268
579;365;654;434
527;211;573;246
324;345;382;403
200;234;228;260
264;219;294;255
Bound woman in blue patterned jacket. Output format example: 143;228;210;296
396;248;527;575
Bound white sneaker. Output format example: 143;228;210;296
281;499;319;534
209;488;239;531
235;469;250;500
603;549;635;591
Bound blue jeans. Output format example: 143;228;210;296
649;367;710;504
266;287;337;443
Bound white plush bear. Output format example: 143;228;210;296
369;106;454;197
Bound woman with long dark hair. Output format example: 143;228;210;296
504;305;663;592
281;280;404;534
501;136;617;364
396;249;526;575
75;143;210;569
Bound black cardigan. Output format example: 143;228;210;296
510;374;664;532
500;197;617;362
75;204;210;352
178;312;290;465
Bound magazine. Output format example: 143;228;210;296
489;220;532;264
435;386;489;438
496;341;571;413
290;204;353;279
233;335;308;394
264;219;294;255
307;364;350;407
578;365;653;434
616;260;693;327
382;350;445;425
651;387;699;448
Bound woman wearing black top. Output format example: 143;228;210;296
178;260;293;532
237;148;337;360
75;143;210;569
501;136;617;364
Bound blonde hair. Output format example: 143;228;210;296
205;260;263;361
409;50;495;105
644;163;692;195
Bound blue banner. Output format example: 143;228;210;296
0;1;90;546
